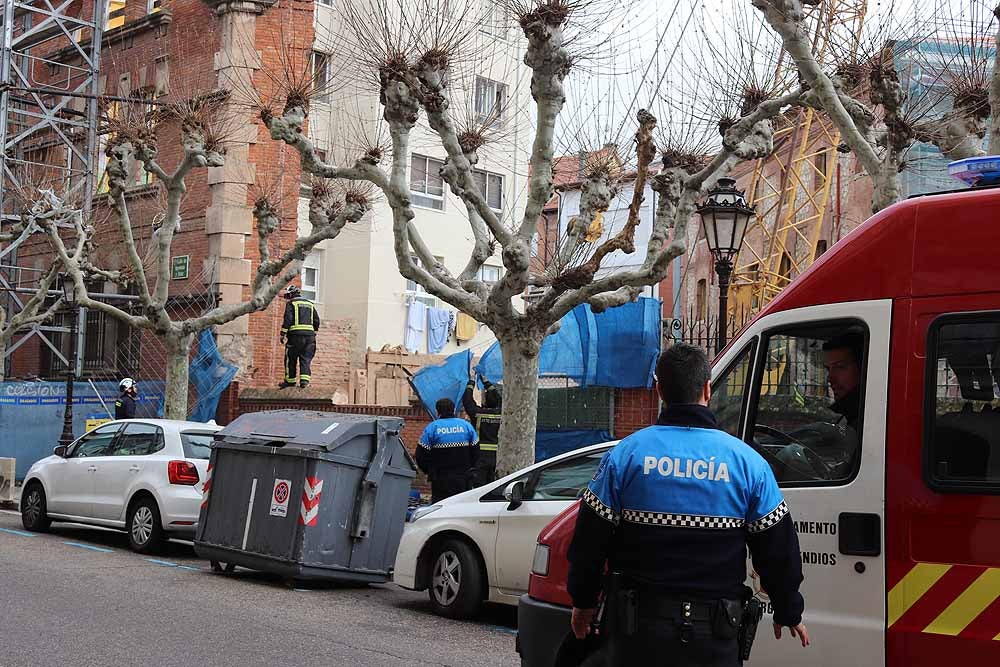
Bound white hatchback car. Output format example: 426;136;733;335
20;419;221;553
393;441;616;619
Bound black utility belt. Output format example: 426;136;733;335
637;594;732;623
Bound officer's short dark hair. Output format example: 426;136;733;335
822;332;864;364
435;398;456;419
655;343;711;405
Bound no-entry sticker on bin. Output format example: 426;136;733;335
270;478;292;517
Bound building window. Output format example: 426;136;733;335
301;251;321;302
480;0;507;38
44;305;141;379
925;313;1000;492
410;154;446;210
107;1;127;30
312;52;331;103
472;169;504;211
474;76;507;128
813;150;829;190
815;239;828;258
406;255;444;293
147;0;161;14
478;264;502;287
696;279;707;321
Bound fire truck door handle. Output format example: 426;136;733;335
838;512;881;558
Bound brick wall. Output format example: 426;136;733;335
613;387;660;438
9;1;316;390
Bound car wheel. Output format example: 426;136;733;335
127;497;164;554
20;483;51;532
427;539;484;619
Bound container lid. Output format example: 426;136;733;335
215;410;404;452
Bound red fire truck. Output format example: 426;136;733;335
517;182;1000;665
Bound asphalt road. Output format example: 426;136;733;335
0;510;519;667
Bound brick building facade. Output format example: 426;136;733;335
6;0;355;393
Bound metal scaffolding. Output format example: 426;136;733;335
1;0;109;372
732;0;869;316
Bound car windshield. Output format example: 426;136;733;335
180;432;216;459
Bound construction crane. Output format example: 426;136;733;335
731;0;868;318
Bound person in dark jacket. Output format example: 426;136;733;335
462;374;502;486
279;285;320;389
567;344;809;666
416;398;480;502
114;377;138;419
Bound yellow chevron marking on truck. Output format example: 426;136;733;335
888;563;952;628
923;568;1000;636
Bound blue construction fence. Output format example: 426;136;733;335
0;380;164;479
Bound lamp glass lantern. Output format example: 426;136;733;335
696;177;754;264
60;273;77;305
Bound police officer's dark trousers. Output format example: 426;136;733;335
473;450;496;486
606;592;740;666
430;469;470;503
285;333;316;384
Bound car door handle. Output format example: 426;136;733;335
129;466;140;472
87;466;97;472
838;512;881;557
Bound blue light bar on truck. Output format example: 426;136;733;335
948;156;1000;186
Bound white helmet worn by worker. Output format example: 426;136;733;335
119;377;136;392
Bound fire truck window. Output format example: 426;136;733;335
710;340;756;438
750;324;867;485
926;316;1000;491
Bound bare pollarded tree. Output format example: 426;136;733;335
0;188;72;381
258;0;816;474
43;95;371;419
754;0;1000;212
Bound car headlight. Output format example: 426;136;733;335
408;505;442;522
531;544;550;576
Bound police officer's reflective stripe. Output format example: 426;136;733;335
476;413;501;451
289;300;315;332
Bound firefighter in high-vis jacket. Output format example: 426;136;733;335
462;374;502;485
279;285;320;389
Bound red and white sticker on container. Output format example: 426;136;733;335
200;463;213;510
299;476;324;526
270;478;292;517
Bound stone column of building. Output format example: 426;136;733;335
201;0;277;376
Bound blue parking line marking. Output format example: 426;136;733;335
63;541;113;553
146;558;178;567
489;626;518;636
177;565;202;572
0;527;37;537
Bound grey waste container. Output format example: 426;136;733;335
194;410;416;583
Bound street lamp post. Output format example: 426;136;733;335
696;177;755;352
58;275;79;448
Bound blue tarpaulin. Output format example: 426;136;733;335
476;297;661;389
0;380;164;479
187;329;238;423
410;349;473;418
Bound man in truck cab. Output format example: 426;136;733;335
779;332;865;480
566;344;809;665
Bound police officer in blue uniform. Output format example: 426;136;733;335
567;344;810;665
416;398;480;502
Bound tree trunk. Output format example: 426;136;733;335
495;335;542;478
163;333;193;420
